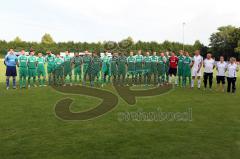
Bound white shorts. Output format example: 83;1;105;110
192;69;202;77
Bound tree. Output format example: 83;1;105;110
41;33;55;44
13;36;22;43
209;25;240;59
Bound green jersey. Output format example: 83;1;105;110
46;54;55;67
64;55;72;68
127;56;135;71
28;56;37;69
55;57;64;70
144;56;152;71
178;55;185;69
110;56;118;73
91;56;101;73
135;55;143;70
158;56;166;73
101;55;110;72
83;56;91;66
183;56;192;76
72;56;82;67
118;55;127;71
37;57;45;69
151;55;158;73
18;55;28;68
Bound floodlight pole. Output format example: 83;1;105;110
182;22;186;51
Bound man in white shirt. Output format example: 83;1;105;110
227;57;239;93
191;50;203;89
216;56;227;92
203;53;215;90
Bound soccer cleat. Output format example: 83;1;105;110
6;87;9;90
13;86;16;89
28;85;31;88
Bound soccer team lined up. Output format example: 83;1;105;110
4;49;239;93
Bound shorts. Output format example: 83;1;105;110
74;67;81;75
64;67;72;76
19;67;28;77
28;68;36;77
178;68;183;76
55;69;63;77
217;76;225;84
6;66;17;76
47;67;55;74
192;69;202;77
37;68;46;77
169;68;177;76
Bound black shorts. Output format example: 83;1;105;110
217;76;225;84
169;68;177;76
6;66;17;76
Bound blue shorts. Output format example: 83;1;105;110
6;66;17;76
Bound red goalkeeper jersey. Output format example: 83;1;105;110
169;56;179;68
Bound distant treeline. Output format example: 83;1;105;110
1;25;240;60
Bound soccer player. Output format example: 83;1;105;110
182;52;192;88
203;53;215;90
36;53;47;87
226;57;239;93
165;51;170;83
17;49;28;88
4;48;18;90
27;50;37;88
126;51;136;86
157;52;166;86
168;52;179;85
72;52;82;85
82;51;92;86
216;56;227;92
191;50;203;89
63;51;72;86
101;51;111;86
54;53;64;86
151;51;158;85
143;51;152;86
110;52;118;83
45;51;55;85
90;52;101;87
177;50;185;86
117;53;127;86
135;50;144;85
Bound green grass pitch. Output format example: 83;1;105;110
0;60;240;159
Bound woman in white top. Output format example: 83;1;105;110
203;53;215;90
227;57;239;93
216;56;227;92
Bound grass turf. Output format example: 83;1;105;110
0;61;240;159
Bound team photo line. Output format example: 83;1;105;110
4;48;239;93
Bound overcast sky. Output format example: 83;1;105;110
0;0;239;45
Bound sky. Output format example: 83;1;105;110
0;0;239;45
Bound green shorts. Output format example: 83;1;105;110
47;66;55;74
37;68;46;77
55;69;63;77
64;67;72;76
74;67;81;75
28;68;36;77
178;68;183;76
19;67;28;77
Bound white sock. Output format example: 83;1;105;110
191;80;194;88
169;76;172;84
175;77;178;85
198;79;201;88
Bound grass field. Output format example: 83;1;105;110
0;61;240;159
